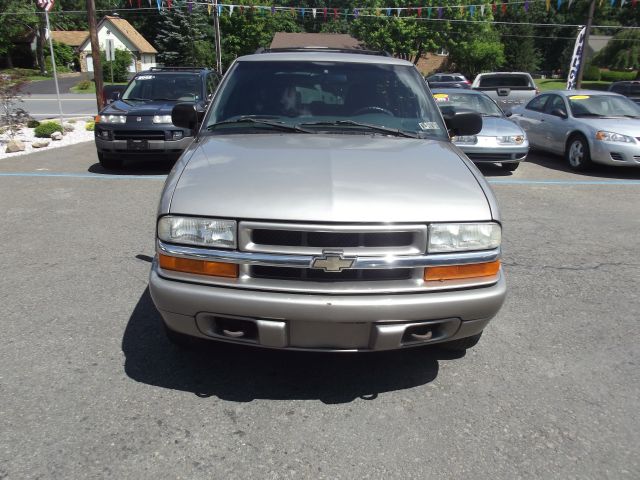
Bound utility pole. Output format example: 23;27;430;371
213;0;222;73
87;0;105;111
44;11;65;130
575;0;596;89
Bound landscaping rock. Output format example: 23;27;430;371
51;132;63;141
32;140;50;149
5;139;25;153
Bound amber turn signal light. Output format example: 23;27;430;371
424;260;500;281
158;254;238;278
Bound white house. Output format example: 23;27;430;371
77;15;157;73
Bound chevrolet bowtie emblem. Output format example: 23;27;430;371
311;250;356;272
136;116;142;122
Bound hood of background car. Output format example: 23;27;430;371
478;116;525;136
168;134;493;223
574;117;640;136
101;99;180;116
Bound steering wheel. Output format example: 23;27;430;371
353;106;394;116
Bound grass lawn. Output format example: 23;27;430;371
70;81;127;94
536;79;612;91
0;68;52;82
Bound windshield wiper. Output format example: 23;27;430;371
151;97;176;101
207;116;313;133
299;120;418;138
574;113;605;117
123;97;147;102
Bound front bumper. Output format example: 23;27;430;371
96;136;193;157
590;139;640;167
149;259;506;352
457;137;529;163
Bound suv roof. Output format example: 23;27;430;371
238;50;412;66
146;66;212;73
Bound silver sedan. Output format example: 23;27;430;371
432;89;529;171
510;90;640;170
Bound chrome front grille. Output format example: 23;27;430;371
238;221;427;256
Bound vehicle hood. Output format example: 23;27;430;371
101;99;180;116
478;116;525;136
168;134;493;223
574;117;640;136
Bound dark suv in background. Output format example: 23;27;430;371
425;73;470;89
608;81;640;104
94;67;219;170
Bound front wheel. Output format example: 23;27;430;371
501;162;519;172
565;135;592;171
98;152;123;170
439;332;483;352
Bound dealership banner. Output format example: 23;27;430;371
566;27;587;90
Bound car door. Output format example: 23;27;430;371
515;94;550;147
539;94;570;154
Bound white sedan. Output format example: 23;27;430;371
510;90;640;170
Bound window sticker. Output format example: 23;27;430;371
419;122;439;130
136;75;155;80
569;95;590;100
433;93;449;102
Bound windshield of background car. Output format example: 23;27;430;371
433;92;502;116
121;74;201;102
568;94;640;118
206;60;448;138
478;75;532;88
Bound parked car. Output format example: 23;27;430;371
426;73;471;89
471;72;539;112
149;48;506;353
510;90;640;170
94;67;219;170
608;81;640;104
432;88;528;171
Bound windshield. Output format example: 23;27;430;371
433;92;503;116
206;60;447;138
121;74;201;102
568;94;640;118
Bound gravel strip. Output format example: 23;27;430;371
1;119;95;160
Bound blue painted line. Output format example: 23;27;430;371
0;172;166;180
488;179;640;186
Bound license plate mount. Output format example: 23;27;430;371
127;139;149;150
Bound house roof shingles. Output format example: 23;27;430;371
50;31;89;47
270;33;363;50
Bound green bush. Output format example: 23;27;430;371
67;119;77;124
34;121;63;138
100;49;132;83
85;121;95;131
44;57;71;74
27;119;40;128
600;70;637;82
583;64;601;81
74;80;92;91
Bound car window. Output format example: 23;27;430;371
478;75;532;88
610;84;626;94
544;95;566;115
441;76;454;82
434;92;502;116
207;60;448;138
454;76;466;82
121;74;201;101
567;94;640;118
206;74;218;97
526;95;549;112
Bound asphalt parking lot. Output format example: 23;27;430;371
1;142;639;479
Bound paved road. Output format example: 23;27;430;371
19;93;97;120
0;144;639;479
21;73;88;95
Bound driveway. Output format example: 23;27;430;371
21;73;89;95
0;144;639;479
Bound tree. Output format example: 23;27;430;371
592;30;640;71
448;36;506;77
155;1;215;67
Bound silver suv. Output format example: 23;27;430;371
150;49;506;352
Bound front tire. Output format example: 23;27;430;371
98;152;123;170
565;135;592;171
501;162;519;172
439;332;483;352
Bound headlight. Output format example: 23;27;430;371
595;131;635;143
157;216;236;249
153;114;173;124
452;135;477;144
99;114;126;124
428;222;501;253
497;135;524;144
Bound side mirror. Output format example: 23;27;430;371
503;109;513;117
551;108;568;119
172;102;198;130
442;110;483;137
